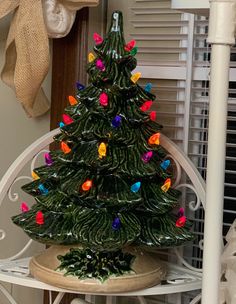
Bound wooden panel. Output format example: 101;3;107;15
45;8;89;304
50;8;89;131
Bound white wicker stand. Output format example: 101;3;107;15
0;128;206;304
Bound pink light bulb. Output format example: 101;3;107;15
62;114;74;125
99;93;108;106
141;151;153;163
93;33;103;45
96;59;105;71
21;202;29;213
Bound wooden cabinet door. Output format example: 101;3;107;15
45;8;89;304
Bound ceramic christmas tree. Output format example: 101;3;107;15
12;11;194;292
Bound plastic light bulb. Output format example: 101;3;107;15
131;181;141;193
140;100;153;112
145;83;152;93
88;52;95;63
44;153;53;166
148;133;160;145
178;207;185;218
99;92;108;106
98;142;107;158
68;95;78;106
124;40;136;51
38;184;49;195
150;111;156;121
21;202;29;213
141;151;153;163
76;82;85;91
96;59;105;71
61;141;71;154
93;32;103;45
130;47;138;56
161;178;171;192
32;171;39;180
160;159;170;170
176;216;186;228
112;115;122;128
131;72;141;83
112;217;121;231
59;122;65;128
62;114;74;125
82;180;92;191
36;211;44;225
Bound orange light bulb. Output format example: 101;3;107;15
82;180;92;191
148;133;160;145
61;141;71;154
68;95;78;106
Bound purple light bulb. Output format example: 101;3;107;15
112;115;122;128
76;82;85;90
178;207;185;217
112;217;121;231
44;153;53;166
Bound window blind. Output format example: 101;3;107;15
107;0;236;303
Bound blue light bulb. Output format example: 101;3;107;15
38;184;49;195
131;182;141;193
59;121;65;128
160;159;170;170
144;83;152;93
76;81;85;90
112;217;121;231
112;115;122;128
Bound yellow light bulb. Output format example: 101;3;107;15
161;178;171;192
32;171;39;180
88;52;95;63
131;72;141;83
98;142;107;159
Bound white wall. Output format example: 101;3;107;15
0;15;51;304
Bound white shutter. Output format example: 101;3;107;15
107;1;236;303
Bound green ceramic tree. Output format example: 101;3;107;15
12;11;193;280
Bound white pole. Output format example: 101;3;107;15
201;43;230;304
202;1;236;303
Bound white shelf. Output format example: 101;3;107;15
171;0;210;16
0;258;202;296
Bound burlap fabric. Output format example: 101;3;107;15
0;0;99;118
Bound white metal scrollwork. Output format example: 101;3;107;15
30;149;50;173
166;154;182;188
189;293;202;304
0;129;206;301
0;229;6;241
0;283;18;304
175;183;202;212
8;176;32;202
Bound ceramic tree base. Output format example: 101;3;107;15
30;245;166;293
